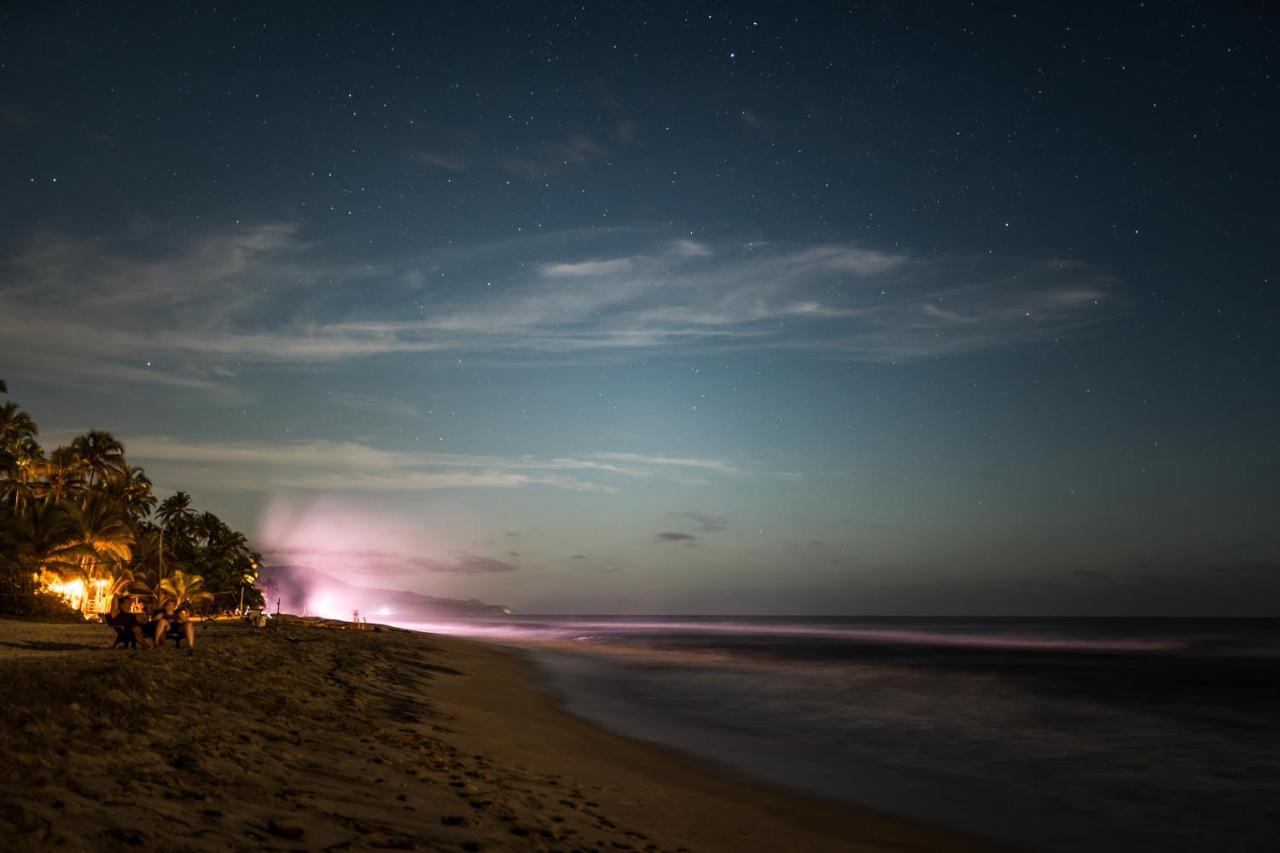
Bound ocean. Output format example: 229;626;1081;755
397;616;1280;852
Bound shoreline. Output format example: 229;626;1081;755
427;631;1002;852
0;617;997;851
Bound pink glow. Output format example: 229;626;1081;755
260;496;424;571
389;618;1190;655
258;496;438;618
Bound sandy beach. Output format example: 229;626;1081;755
0;617;993;852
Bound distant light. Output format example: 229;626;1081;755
379;607;391;616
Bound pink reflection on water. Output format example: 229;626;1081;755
389;618;1189;655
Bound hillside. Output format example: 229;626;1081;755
257;562;512;619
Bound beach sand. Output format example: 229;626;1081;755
0;617;995;852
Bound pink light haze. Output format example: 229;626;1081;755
389;618;1191;655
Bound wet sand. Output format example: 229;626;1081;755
0;617;996;851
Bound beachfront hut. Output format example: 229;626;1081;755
37;573;111;616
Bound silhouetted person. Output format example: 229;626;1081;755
106;596;149;649
142;607;172;647
162;602;197;648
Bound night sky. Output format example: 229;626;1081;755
2;2;1276;614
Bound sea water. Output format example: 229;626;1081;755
398;616;1280;852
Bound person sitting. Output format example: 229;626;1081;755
162;602;197;649
141;608;172;648
105;596;148;649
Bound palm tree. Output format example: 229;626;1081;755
155;491;194;580
110;466;157;522
0;401;38;453
196;511;247;557
66;494;135;612
131;568;167;611
125;529;163;603
0;501;87;587
1;437;43;512
70;431;129;491
72;494;134;561
159;569;213;611
37;447;86;505
0;449;16;497
129;528;163;577
0;401;40;512
105;569;137;613
186;511;256;605
0;396;271;618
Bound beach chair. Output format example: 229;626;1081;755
142;619;186;649
103;613;139;649
164;623;187;649
109;623;138;649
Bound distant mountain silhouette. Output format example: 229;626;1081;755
256;562;512;619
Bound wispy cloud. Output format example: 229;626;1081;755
0;224;1119;393
123;436;741;494
558;133;604;165
668;238;713;258
590;453;744;478
406;555;518;574
500;132;609;176
411;149;467;172
669;511;729;533
739;110;775;133
264;546;517;576
329;393;426;420
540;258;633;278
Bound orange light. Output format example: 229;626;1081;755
44;578;86;610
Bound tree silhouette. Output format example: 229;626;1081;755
70;431;129;491
1;392;263;616
155;491;194;581
0;402;38;451
160;569;214;610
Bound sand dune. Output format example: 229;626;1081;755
0;617;991;851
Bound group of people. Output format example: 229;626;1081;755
104;596;197;650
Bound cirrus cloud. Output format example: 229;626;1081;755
0;224;1120;395
119;436;744;496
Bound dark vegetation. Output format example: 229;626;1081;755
0;381;264;617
